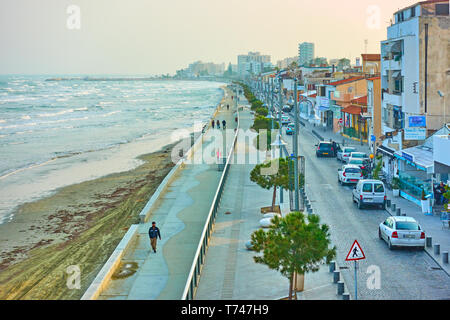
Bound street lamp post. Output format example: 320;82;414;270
293;78;300;211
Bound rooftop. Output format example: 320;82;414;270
326;77;365;86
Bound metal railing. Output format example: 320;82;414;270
181;98;241;300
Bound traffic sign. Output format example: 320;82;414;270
345;240;366;261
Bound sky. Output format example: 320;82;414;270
0;0;416;75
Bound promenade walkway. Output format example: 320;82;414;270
195;103;341;300
98;86;238;300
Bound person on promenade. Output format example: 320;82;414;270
216;119;220;129
148;221;161;253
211;119;215;129
222;119;226;129
435;182;447;205
227;104;229;110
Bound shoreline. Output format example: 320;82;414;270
0;85;227;300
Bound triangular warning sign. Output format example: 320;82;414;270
345;240;366;261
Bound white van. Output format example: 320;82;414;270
352;179;386;209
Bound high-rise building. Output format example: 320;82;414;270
237;52;271;76
298;42;315;66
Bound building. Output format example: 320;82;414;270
380;0;449;155
366;76;382;153
276;56;298;69
361;54;381;75
298;42;315;66
238;52;272;76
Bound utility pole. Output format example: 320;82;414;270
293;78;300;211
278;76;284;204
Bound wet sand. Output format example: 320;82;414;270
0;143;177;300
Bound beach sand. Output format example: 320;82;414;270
0;143;177;300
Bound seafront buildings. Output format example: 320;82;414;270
242;0;449;209
298;42;315;66
237;52;272;76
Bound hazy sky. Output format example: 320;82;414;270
0;0;415;75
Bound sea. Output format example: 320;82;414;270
0;75;226;224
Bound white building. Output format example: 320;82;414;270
237;52;271;76
380;0;449;153
298;42;315;66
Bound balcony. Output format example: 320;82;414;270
382;59;401;75
382;91;402;106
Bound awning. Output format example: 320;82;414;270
392;71;401;78
341;105;362;115
319;106;329;112
376;145;396;157
394;146;434;173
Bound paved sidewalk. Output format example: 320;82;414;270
195;104;342;300
98;86;238;300
385;190;450;275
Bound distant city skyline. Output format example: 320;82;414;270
0;0;416;75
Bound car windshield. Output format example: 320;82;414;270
396;221;420;230
345;168;361;173
344;148;355;153
319;143;331;150
374;184;384;192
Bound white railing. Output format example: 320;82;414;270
181;102;241;300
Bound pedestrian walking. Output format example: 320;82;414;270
227;104;229;110
235;116;238;123
216;119;220;129
148;221;161;253
211;119;215;129
222;119;226;129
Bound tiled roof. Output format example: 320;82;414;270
326;77;365;86
351;95;368;105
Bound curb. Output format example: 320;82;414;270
384;205;450;277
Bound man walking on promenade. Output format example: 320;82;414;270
149;221;161;253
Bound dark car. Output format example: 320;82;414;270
316;141;336;157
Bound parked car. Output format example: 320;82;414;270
352;179;386;209
286;126;294;135
315;141;335;157
337;164;363;185
379;216;425;250
346;152;369;163
337;146;357;162
347;158;371;177
282;105;292;113
281;115;290;126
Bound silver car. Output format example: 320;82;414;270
352;179;386;209
347;152;369;163
379;216;425;250
337;147;356;162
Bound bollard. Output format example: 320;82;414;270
426;236;432;248
396;208;401;216
434;244;440;255
386;199;391;208
342;293;350;300
391;203;396;212
337;281;345;295
329;261;336;273
443;252;448;264
333;271;340;283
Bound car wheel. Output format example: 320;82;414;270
357;200;363;210
388;238;394;250
378;228;382;240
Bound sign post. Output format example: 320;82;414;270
345;240;366;300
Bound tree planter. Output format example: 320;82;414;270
421;199;430;215
294;273;305;292
392;189;400;197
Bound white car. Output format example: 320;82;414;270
379;216;425;250
281;116;290;125
337;164;363;185
337;147;356;162
346;152;369;163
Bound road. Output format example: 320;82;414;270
277;108;450;300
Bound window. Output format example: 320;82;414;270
345;167;361;174
374;184;385;193
395;221;420;230
436;4;449;16
362;183;373;192
410;7;415;17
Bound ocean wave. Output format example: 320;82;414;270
21;115;31;120
38;109;74;117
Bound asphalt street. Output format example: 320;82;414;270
279;111;450;300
